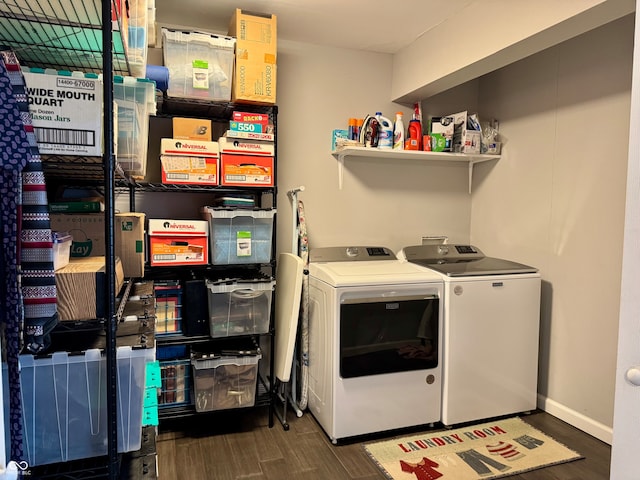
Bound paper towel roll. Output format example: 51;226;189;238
145;64;169;92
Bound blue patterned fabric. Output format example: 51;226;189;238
1;48;59;462
0;49;27;462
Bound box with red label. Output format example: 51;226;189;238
160;138;218;185
218;136;274;187
148;219;209;266
232;111;270;126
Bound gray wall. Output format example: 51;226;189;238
275;15;633;442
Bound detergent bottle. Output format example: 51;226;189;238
393;112;405;150
405;103;423;150
375;112;393;149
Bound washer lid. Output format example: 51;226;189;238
402;244;538;277
309;260;443;287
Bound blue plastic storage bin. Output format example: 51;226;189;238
201;207;275;265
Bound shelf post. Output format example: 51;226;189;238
102;0;119;478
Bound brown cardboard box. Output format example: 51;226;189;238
172;117;212;141
55;257;124;321
228;9;277;105
115;213;146;277
50;213;146;278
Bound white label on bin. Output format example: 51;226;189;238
237;231;251;257
192;60;209;90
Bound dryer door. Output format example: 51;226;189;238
339;291;439;378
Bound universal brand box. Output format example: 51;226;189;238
228;9;277;105
22;68;102;156
218;136;274;187
160;138;219;185
148;219;209;266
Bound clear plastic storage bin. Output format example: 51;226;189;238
18;346;155;466
191;354;261;412
111;75;157;177
52;231;72;271
201;207;276;265
162;29;235;101
206;278;275;338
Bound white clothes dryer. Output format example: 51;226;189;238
307;246;444;443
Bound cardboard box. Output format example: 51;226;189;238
219;155;274;187
218;136;274;156
228;9;277;105
218;137;274;187
50;214;145;277
55;257;125;321
115;212;145;278
172;117;212;141
160;138;219;185
22;68;103;156
448;111;482;154
228;9;277;55
148;219;209;266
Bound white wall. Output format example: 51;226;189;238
464;15;632;441
274;41;473;255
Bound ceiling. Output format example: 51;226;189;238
155;0;477;54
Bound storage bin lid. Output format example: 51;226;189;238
201;206;276;219
162;29;236;50
205;277;274;294
191;353;262;369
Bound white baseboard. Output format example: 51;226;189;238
537;394;613;445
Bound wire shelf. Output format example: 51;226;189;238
0;0;129;74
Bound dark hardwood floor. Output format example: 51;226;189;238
157;408;611;479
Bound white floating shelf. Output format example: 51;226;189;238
331;146;501;192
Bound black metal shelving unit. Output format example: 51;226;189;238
0;1;149;479
140;98;279;428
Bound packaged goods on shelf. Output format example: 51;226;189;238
218;136;274;187
148;219;209;266
126;0;149;78
112;75;157;177
114;212;146;278
158;359;191;407
200;207;276;265
22;67;103;156
162;29;236;102
49;213;145;277
429;116;455;152
18;346;155;466
192;353;262;412
205;277;275;338
172;117;212;141
160;138;219;185
228;9;277;104
447;111;482;154
55;256;124;321
154;280;183;336
52;231;72;271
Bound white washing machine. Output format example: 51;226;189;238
400;244;541;427
307;246;444;443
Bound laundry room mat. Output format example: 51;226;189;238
363;417;583;479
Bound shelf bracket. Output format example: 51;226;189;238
337;154;345;190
